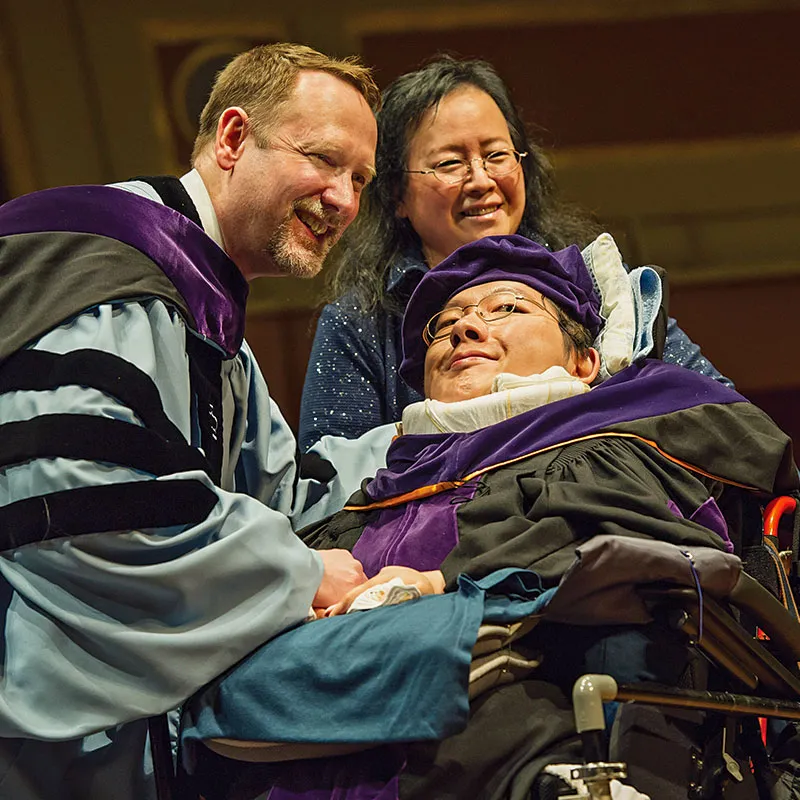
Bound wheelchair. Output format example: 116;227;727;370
562;495;800;800
159;494;800;800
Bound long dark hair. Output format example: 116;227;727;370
327;55;600;313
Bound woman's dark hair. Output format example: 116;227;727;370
327;54;601;312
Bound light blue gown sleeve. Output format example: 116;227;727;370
0;298;390;740
234;339;393;530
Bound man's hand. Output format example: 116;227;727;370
313;549;368;610
324;566;445;616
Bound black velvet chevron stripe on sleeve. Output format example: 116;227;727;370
0;479;219;551
0;348;212;475
0;346;223;549
0;415;209;475
0;348;186;442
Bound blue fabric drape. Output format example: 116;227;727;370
182;570;553;752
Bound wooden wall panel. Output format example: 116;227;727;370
245;309;318;433
745;387;800;457
669;274;800;394
669;274;799;451
362;9;800;147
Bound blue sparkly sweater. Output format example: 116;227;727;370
299;254;732;451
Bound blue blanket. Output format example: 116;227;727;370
181;569;552;754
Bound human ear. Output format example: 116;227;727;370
573;348;601;385
214;107;250;171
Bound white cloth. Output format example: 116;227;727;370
543;765;651;800
580;233;662;380
401;366;590;435
179;168;225;249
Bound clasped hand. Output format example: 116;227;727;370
313;553;445;618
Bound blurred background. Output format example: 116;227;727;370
1;0;798;443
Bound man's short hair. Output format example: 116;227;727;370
191;42;380;163
547;300;595;360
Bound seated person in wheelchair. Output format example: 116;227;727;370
185;234;798;800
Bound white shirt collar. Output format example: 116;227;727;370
180;169;225;252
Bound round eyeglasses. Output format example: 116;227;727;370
404;149;528;185
423;290;554;346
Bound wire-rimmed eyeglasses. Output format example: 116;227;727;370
423;290;555;346
404;149;528;185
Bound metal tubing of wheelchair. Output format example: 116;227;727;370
676;613;760;691
729;572;800;662
644;585;800;696
614;685;800;720
685;598;800;696
580;731;607;763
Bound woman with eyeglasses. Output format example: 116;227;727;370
298;55;729;450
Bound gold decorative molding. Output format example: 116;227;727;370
551;132;800;169
141;17;286;45
665;260;800;287
141;17;287;174
169;38;251;145
347;0;800;39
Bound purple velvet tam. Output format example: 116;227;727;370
399;234;603;393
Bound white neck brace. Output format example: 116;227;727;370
401;366;590;435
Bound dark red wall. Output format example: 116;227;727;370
363;9;800;146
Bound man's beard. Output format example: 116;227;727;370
265;200;341;279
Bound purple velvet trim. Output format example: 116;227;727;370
353;484;475;575
666;496;734;553
368;361;747;501
666;499;683;518
0;186;247;357
267;775;399;800
400;234;602;392
690;497;734;554
263;748;404;799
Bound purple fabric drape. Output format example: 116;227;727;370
369;361;747;501
0;185;247;357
